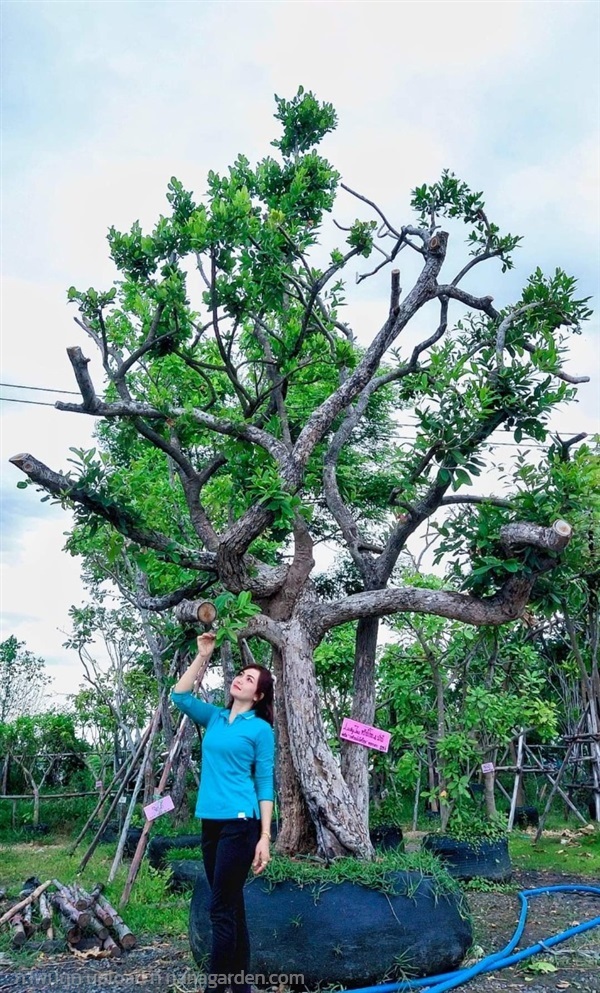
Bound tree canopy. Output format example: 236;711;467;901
12;87;593;857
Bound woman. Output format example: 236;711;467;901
171;632;275;993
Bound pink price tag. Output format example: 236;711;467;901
481;762;495;774
143;794;175;821
340;717;391;753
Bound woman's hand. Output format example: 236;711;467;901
196;632;216;660
252;836;271;875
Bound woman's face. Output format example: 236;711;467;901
230;667;262;705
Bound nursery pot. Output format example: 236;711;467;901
188;867;472;987
422;833;512;881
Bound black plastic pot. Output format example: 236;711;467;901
514;805;539;829
188;866;472;987
422;834;512;881
148;833;203;869
369;825;404;852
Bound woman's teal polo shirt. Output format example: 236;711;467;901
170;691;275;820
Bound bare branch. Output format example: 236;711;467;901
440;494;514;509
340;183;401;238
495;302;543;370
452;250;503;287
520;342;590;384
294;238;448;471
66;346;100;410
434;285;499;319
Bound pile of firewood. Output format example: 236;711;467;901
0;877;136;957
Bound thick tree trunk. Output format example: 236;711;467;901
340;617;379;829
271;648;316;854
281;618;374;859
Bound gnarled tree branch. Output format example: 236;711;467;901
315;520;572;636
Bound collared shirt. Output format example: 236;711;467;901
170;690;275;820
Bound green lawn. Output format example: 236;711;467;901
0;823;598;966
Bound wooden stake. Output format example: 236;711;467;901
69;717;153;858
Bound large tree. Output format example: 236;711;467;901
11;89;591;858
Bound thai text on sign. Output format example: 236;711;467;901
340;717;391;752
143;794;175;821
481;762;495;774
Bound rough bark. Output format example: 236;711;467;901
340;617;379;828
271;647;317;855
280;613;374;859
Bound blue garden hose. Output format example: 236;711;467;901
348;884;600;993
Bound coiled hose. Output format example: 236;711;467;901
349;884;600;993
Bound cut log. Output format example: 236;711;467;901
85;911;109;942
101;933;122;957
70;884;92;911
10;912;27;948
95;894;135;949
38;892;52;929
0;879;52;925
21;901;34;937
58;910;81;945
50;891;91;930
75;884;113;928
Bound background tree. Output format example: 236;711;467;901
0;712;88;825
12;88;591;858
0;636;52;723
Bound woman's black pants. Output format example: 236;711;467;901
201;817;260;993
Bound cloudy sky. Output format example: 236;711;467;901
1;0;599;704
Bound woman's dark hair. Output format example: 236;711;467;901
227;665;274;726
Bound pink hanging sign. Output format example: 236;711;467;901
143;794;175;821
481;762;495;774
340;717;391;753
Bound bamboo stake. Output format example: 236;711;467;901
108;697;165;883
68;718;153;857
525;742;588;826
0;879;52;926
119;657;210;908
411;760;422;832
534;706;590;842
507;730;525;831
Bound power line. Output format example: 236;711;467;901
0;382;80;395
0;396;57;407
0;391;591;451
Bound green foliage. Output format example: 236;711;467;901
411;169;522;270
272;86;338;157
253;848;461;900
213;591;261;647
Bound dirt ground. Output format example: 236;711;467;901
0;869;598;993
